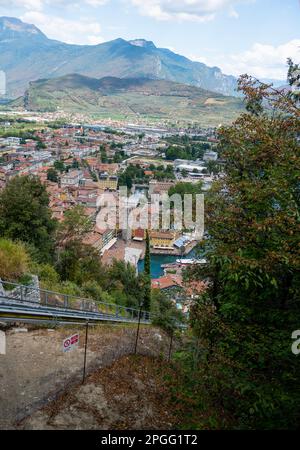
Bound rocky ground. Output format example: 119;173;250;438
19;355;180;430
0;323;172;429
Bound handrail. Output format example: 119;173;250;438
0;279;151;322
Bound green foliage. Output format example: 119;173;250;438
54;160;66;173
36;140;47;150
151;289;184;335
82;280;115;304
47;168;58;182
0;238;30;281
0;175;56;262
16;75;242;126
104;260;145;310
169;181;203;198
56;205;93;244
56;240;104;286
143;230;151;311
100;146;108;163
184;64;300;429
153;164;175;181
164;135;211;161
32;263;60;286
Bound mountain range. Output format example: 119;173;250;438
10;73;243;126
0;16;238;98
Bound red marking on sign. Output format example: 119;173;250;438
63;333;79;352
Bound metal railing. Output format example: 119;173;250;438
0;279;151;324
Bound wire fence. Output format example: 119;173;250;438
0;320;179;430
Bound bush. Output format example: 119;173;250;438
0;238;30;281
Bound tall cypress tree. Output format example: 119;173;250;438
144;230;151;277
143;230;151;311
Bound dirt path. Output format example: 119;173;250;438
19;355;179;430
0;324;170;429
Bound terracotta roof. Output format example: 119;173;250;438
184;280;208;297
149;230;175;240
151;275;183;290
133;228;145;239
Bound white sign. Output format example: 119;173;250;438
0;330;6;355
63;333;79;353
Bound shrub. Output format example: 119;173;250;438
0;238;30;281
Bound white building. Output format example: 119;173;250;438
203;150;218;162
174;159;205;171
61;170;83;187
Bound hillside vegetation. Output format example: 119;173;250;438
12;74;243;126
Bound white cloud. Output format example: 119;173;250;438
0;0;44;10
85;0;108;5
129;0;248;22
0;0;108;11
191;39;300;80
21;11;103;44
228;5;239;18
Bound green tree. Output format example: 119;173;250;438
100;146;108;163
186;64;300;429
56;240;103;286
151;289;184;334
54;160;66;173
36;140;47;150
47;168;59;183
56;205;93;245
105;260;144;310
0;176;56;262
143;230;151;311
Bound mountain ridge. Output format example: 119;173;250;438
10;73;244;126
0;16;238;98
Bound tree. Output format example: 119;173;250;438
56;240;103;286
56;205;93;245
0;176;56;262
36;140;46;150
105;260;144;310
143;230;151;311
181;169;188;177
100;146;108;163
206;160;220;175
186;63;300;429
169;182;203;198
47;168;59;183
54;160;66;173
151;289;184;335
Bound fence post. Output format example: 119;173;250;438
82;320;89;384
64;295;68;309
134;307;142;354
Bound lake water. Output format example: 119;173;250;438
138;248;198;278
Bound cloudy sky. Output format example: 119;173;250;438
0;0;299;81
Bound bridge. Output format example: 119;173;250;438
0;280;151;326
